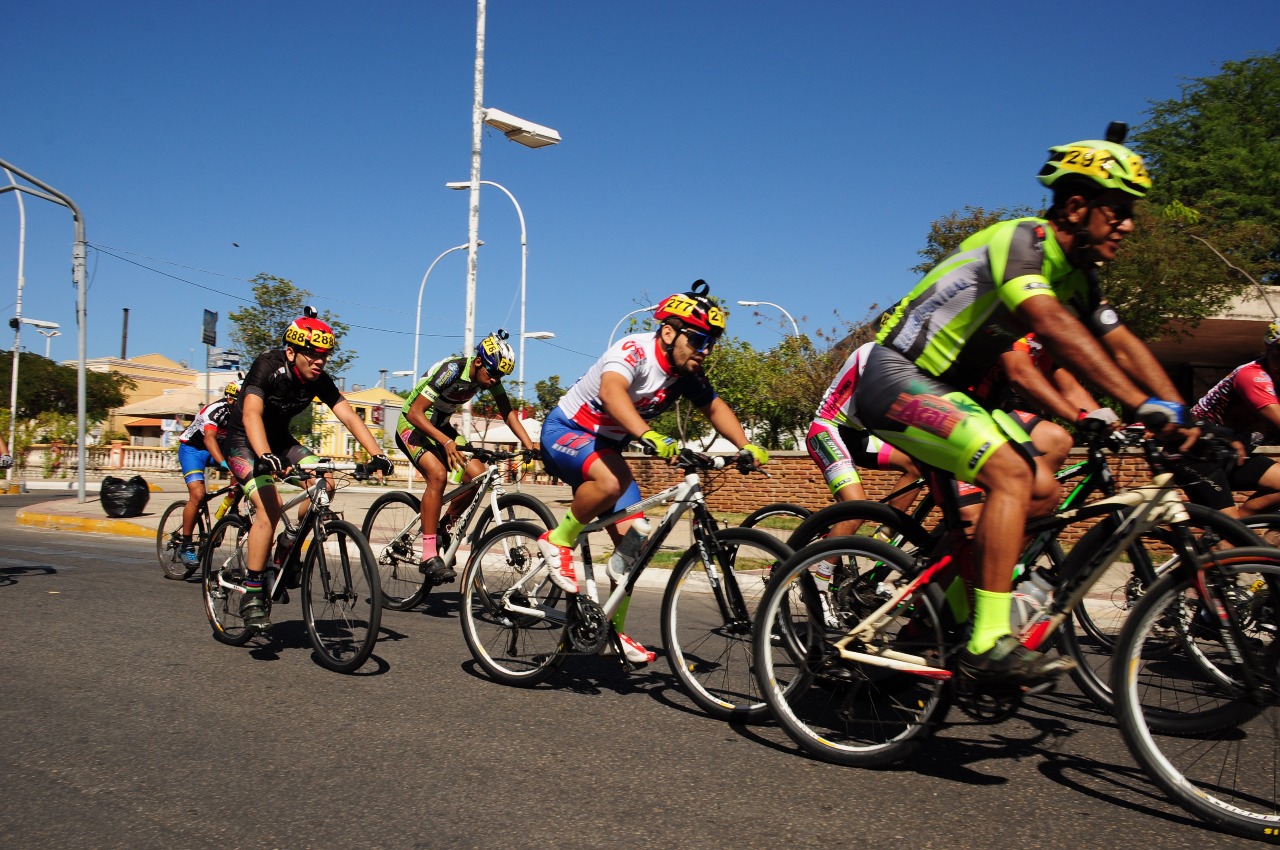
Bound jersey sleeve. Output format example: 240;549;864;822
990;221;1058;313
240;353;275;400
313;374;344;409
423;358;464;402
1235;363;1280;412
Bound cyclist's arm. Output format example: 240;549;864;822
697;397;751;449
1098;322;1185;403
331;399;385;459
1000;347;1084;422
203;426;228;467
493;393;536;450
241;393;274;459
1050;366;1102;414
599;371;652;440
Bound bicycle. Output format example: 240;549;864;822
200;460;382;674
1112;544;1280;842
361;446;556;611
751;431;1261;767
459;449;792;721
156;478;246;580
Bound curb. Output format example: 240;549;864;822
15;509;155;539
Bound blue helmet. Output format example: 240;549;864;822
476;330;515;376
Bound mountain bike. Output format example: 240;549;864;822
200;460;382;674
156;479;245;580
361;447;555;611
751;432;1261;767
459;449;792;721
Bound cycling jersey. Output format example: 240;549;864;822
554;332;717;442
396;355;507;438
878;218;1118;389
1192;360;1280;447
179;399;232;452
225;349;344;447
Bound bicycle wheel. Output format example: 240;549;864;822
459;520;568;686
1112;547;1280;842
301;519;382;674
785;499;932;552
754;536;951;767
1060;504;1261;714
157;500;206;580
361;490;429;611
201;514;255;647
739;502;811;546
660;527;793;722
469;492;559;545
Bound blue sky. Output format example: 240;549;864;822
2;2;1277;399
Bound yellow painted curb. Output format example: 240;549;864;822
15;509;155;539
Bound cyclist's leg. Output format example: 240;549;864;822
805;419;871;538
1231;454;1280;519
224;436;283;627
178;443;210;540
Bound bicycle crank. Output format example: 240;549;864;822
567;596;608;653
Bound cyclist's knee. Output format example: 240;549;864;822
975;444;1034;496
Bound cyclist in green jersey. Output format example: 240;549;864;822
858;123;1197;684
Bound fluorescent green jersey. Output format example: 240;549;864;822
877;217;1108;388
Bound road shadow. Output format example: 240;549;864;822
0;565;58;586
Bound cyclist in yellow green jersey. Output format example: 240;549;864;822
857;123;1198;684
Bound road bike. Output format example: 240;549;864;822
156;478;245;580
459;449;792;721
200;460;382;674
751;432;1261;767
361;447;556;610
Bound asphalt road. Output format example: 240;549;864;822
0;493;1262;850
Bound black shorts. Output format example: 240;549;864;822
1172;452;1277;511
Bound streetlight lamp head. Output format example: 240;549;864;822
736;300;760;307
445;182;468;190
18;317;60;330
391;370;415;377
482;108;561;149
524;331;555;340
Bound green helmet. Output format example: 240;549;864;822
1037;139;1152;199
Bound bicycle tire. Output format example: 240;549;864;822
459;520;568;687
1059;503;1261;714
785;499;931;552
754;536;951;767
301;518;382;674
157;500;207;580
739;502;811;546
469;492;558;545
201;514;255;647
361;490;429;611
660;527;793;722
1112;546;1280;842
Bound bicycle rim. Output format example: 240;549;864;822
302;519;382;674
157;500;192;579
660;527;792;722
739;502;811;547
754;537;950;767
1113;547;1280;841
459;520;567;686
202;515;254;647
362;491;428;611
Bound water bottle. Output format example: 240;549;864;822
273;527;297;566
447;465;465;486
608;518;651;580
1010;570;1054;630
214;491;235;520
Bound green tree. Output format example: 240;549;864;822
533;375;566;418
911;205;1039;276
0;350;134;419
228;274;355;374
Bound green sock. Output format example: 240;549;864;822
548;511;584;549
967;589;1012;654
612;595;631;633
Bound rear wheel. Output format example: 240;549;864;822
362;490;428;611
157;500;206;580
302;519;382;674
201;514;255;647
469;492;559;545
660;527;792;721
459;520;567;686
739;502;811;546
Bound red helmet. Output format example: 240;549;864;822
653;279;726;334
283;309;335;354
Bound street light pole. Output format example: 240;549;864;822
38;328;60;358
413;241;474;380
4;167;25;490
608;306;657;347
0;159;87;502
736;300;800;337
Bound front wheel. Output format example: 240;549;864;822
459;520;568;687
739;502;811;546
1112;547;1280;842
301;519;382;674
754;536;951;767
361;490;428;611
660;527;793;721
157;500;206;580
201;514;255;646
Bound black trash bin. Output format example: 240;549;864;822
101;475;151;518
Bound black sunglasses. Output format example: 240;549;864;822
679;328;719;352
1098;200;1136;225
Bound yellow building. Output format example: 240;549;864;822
89;353;197;444
312;385;405;459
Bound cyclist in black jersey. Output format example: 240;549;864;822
223;308;393;628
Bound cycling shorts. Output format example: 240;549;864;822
854;344;1035;485
223;433;317;500
1172;452;1277;511
178;442;214;484
805;419;894;496
540;408;641;508
396;421;460;468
